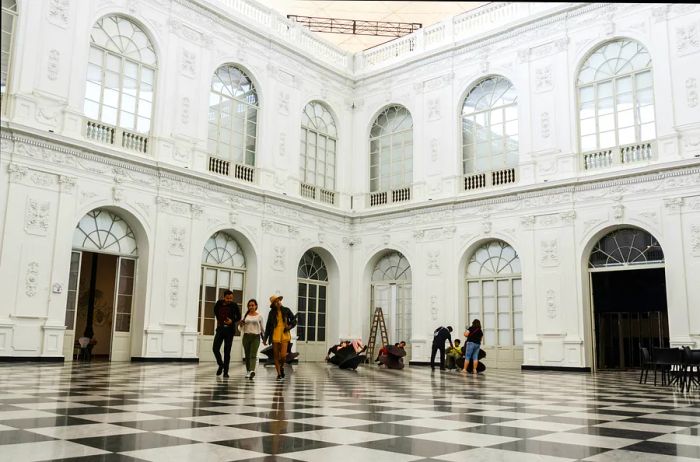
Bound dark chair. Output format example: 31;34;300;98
639;344;653;384
652;348;683;386
681;347;700;392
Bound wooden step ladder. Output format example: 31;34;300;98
366;307;389;363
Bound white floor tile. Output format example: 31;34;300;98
434;447;576;462
289;445;424;462
0;440;109;462
287;428;395;444
27;422;145;439
531;431;639;449
155;425;269;442
121;442;264;462
409;430;520;447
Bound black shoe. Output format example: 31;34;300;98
216;366;223;376
280;369;285;378
249;371;255;379
276;374;282;380
223;372;229;378
440;368;446;371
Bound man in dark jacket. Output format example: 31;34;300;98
213;290;241;378
430;325;453;371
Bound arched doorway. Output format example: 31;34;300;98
63;209;139;361
588;227;667;369
371;252;412;360
198;231;246;361
465;240;522;368
296;250;329;361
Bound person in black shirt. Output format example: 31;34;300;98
212;289;241;378
430;325;453;370
462;319;483;375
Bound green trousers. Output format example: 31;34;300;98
242;333;260;372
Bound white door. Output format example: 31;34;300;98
62;251;82;361
111;257;135;361
296;281;328;361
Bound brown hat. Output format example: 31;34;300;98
269;294;283;304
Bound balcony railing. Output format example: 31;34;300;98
84;119;148;154
582;141;656;171
464;167;517;191
369;186;411;207
300;182;337;206
208;155;255;183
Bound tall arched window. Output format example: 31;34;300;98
369;106;413;198
466;241;522;349
1;0;18;98
208;65;258;168
578;40;655;153
371;252;412;353
461;76;518;175
199;232;246;336
300;102;337;195
297;250;328;343
84;15;157;134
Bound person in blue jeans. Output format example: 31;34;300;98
462;319;483;375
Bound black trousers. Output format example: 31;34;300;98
213;326;234;372
431;343;446;369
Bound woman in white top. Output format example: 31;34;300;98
239;299;265;379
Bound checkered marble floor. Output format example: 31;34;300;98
0;362;698;462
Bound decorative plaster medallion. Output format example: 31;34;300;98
687;78;698;108
272;246;286;271
191;204;204;219
25;262;40;297
278;92;289;115
546;289;557;319
482;221;492;234
430;295;438;321
112;187;124;203
24;199;51;236
535;66;552;93
8;163;28;182
181;97;191;125
427;98;440;120
540;112;551;139
47;49;60;80
691;225;700;256
612;204;625;220
168;227;187;256
540;240;559;267
180;49;196;77
169;278;179;309
47;0;69;27
58;175;76;193
676;23;700;55
427;250;441;276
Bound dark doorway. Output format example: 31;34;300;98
75;251;118;359
591;268;668;369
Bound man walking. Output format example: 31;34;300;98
431;325;453;371
213;289;241;378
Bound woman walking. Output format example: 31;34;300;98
462;319;483;375
239;299;265;379
263;294;297;380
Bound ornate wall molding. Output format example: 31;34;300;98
47;49;60;81
24;199;51;236
427;250;441;276
540;240;559;267
272;246;286;271
169;278;179;309
676;23;700;56
545;289;557;319
691;225;700;257
168;226;187;256
47;0;70;28
25;262;40;297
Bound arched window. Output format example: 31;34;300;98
208;65;258;167
297;250;329;343
578;40;655;153
84;15;157;134
1;0;18;97
466;241;522;348
369;106;413;193
73;209;138;256
199;232;245;336
371;252;412;350
589;228;663;268
300;102;337;193
461;76;518;175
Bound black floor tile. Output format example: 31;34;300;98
213;435;335;454
0;416;96;429
71;432;196;452
114;419;214;431
624;441;700;458
491;439;610;459
0;429;57;444
353;436;474;457
230;421;329;434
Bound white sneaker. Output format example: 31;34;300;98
249;371;255;379
245;371;251;378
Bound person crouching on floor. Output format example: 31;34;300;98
446;338;462;370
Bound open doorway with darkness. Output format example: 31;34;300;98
588;228;667;370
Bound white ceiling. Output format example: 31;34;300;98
264;1;487;52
